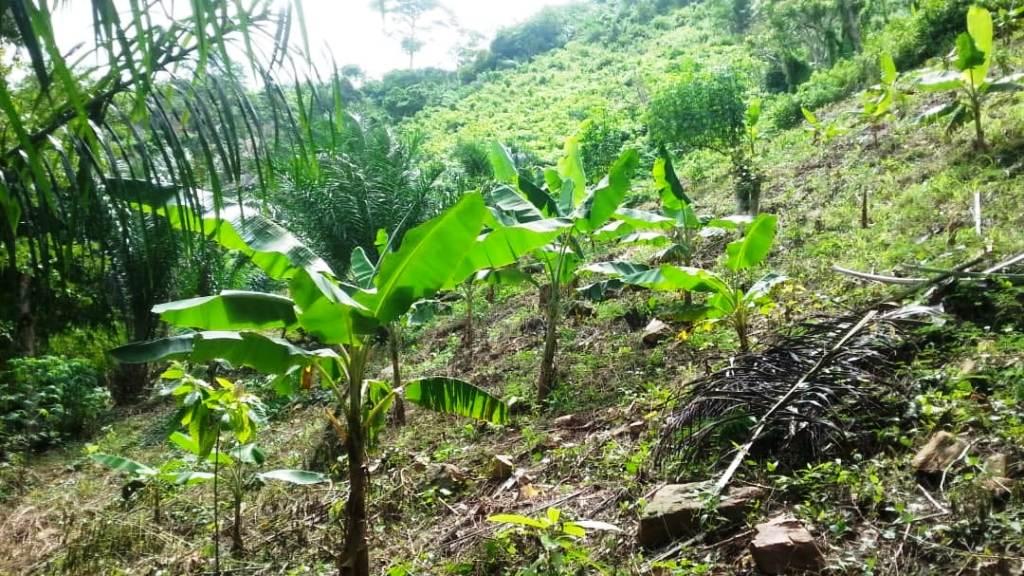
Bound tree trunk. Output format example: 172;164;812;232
15;272;36;355
973;99;986;150
537;283;560;403
340;347;370;576
388;326;405;425
463;284;474;350
837;0;862;55
232;495;243;556
860;188;869;229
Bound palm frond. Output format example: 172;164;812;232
654;305;939;470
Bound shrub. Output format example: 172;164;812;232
647;68;748;154
577;112;631;183
0;356;111;456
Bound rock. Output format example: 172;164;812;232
489;455;515;481
985;453;1009;477
982;453;1015;497
638;482;765;548
749;515;825;574
911;431;966;474
429;463;468;493
642;319;670;347
553;414;583;429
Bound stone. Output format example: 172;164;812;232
553;414;583;429
985;453;1009;477
749;515;825;574
642;319;670;347
911;431;966;474
638;481;765;548
982;452;1015;497
489;454;515;481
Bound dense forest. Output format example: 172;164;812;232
0;0;1023;574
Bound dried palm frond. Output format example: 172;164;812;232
654;305;940;472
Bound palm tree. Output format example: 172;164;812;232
0;1;333;398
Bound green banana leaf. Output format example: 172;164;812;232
621;265;730;295
153;291;297;331
357;193;487;324
258;469;330;485
90;453;157;477
487;141;518;185
489;185;545;224
613;207;674;231
349;246;376;289
404;377;509;425
110;330;328;375
725;213;778;272
448;218;570;287
573;148;639;232
557;136;587;207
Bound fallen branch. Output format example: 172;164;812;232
833;265;925;285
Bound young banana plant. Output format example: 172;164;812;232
486;139;639;402
917;6;1023;149
590;146;749;303
88;452;213;523
862;52;901;148
107;181;509;576
585;214;783;352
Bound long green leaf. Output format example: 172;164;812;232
349;246;376;289
358;193;486;324
105;179;334;280
449;218;570;286
487;141;518;185
576;148;639;231
489;185;545;224
154;291;297;330
404;377;508;425
725;214;777;272
110;331;328;375
557;136;587;207
621;265;730;295
965;6;992;85
90;453;156;477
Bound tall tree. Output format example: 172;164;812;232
373;0;454;68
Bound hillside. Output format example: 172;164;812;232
406;3;759;160
3;8;1024;574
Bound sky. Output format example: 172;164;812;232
45;0;576;79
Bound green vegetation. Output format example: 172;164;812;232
1;0;1023;575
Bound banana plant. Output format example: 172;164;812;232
88;451;213;523
108;183;509;576
585;214;783;352
590;147;747;303
486;139;639;402
862;52;901;148
917;6;1022;149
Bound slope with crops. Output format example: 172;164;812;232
0;1;1023;575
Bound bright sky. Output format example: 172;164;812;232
46;0;576;79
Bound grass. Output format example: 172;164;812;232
2;26;1024;576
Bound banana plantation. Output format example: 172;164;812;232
0;0;1023;574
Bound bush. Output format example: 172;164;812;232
647;68;748;152
577;113;631;183
0;356;111;456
